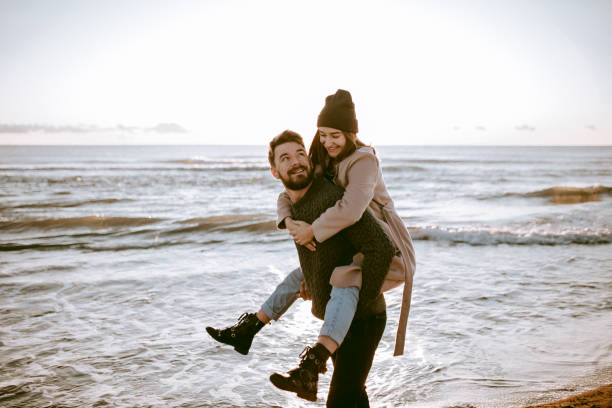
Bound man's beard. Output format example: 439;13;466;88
280;165;314;190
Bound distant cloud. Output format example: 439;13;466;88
515;124;536;131
476;126;486;131
586;125;596;131
0;123;188;134
0;124;98;133
149;123;187;133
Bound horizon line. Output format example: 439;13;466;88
2;144;612;148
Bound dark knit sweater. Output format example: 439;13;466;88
290;177;395;320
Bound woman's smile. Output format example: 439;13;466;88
326;145;339;155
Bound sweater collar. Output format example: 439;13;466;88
290;177;326;209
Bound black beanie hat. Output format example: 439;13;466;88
317;89;358;133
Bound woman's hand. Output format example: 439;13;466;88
284;217;298;230
285;218;316;251
288;220;316;249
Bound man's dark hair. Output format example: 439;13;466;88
268;130;305;167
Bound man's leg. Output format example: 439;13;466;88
267;285;358;401
326;311;387;408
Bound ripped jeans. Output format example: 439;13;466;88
261;267;359;346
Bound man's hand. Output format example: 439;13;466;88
299;279;311;300
285;218;316;251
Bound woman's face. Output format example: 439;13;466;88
318;127;346;159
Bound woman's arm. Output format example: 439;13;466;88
311;153;379;243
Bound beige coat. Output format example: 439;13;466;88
277;146;416;356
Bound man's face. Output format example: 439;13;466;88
271;141;313;190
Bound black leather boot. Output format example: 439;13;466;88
269;343;330;402
206;312;265;355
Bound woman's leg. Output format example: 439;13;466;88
206;267;302;354
260;266;302;321
318;286;359;351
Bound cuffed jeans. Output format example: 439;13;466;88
261;267;359;346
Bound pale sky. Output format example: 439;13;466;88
0;0;611;145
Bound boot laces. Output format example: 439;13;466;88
298;346;312;361
230;312;250;338
298;346;326;374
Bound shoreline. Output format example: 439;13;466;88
523;384;612;408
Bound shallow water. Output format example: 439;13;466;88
1;145;611;407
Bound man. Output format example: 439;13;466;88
267;130;394;406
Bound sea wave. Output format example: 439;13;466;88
163;157;265;164
382;165;426;173
524;185;612;203
483;185;612;204
0;238;226;252
0;241;194;252
385;158;526;165
164;158;211;164
3;213;610;246
169;214;276;234
0;216;162;231
410;226;612;245
11;198;127;209
0;165;269;172
0;214;278;234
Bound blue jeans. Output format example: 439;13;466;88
261;267;359;346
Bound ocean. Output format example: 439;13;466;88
1;145;611;407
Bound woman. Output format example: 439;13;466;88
279;89;416;357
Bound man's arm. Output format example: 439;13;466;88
276;191;292;229
341;210;395;304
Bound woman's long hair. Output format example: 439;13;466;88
309;130;370;176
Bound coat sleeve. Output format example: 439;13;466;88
341;211;395;304
276;191;293;229
311;154;379;242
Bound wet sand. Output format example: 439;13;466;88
524;384;612;408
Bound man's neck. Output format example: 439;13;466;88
286;181;313;203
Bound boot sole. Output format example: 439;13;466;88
205;327;251;355
297;391;317;402
234;346;249;355
269;374;316;402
